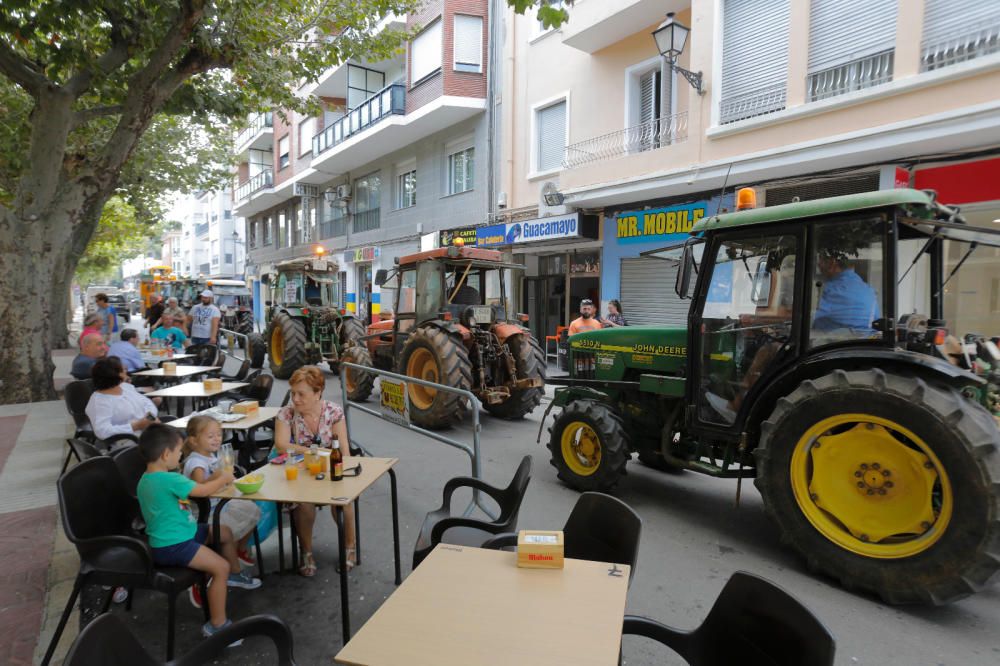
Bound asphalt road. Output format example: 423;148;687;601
123;363;1000;665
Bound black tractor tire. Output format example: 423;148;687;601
237;313;255;337
485;333;546;420
397;326;472;430
247;332;266;369
266;312;307;380
548;399;630;493
340;317;366;346
754;368;1000;605
341;345;376;402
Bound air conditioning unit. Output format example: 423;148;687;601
336;184;352;200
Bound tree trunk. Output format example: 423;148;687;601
49;266;72;350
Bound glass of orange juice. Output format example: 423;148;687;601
306;457;322;476
284;463;299;481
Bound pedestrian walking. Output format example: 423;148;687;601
95;293;119;341
604;299;628;327
146;294;165;330
187;290;221;346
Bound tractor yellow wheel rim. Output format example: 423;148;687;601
561;421;602;476
271;326;285;366
406;348;438;410
790;414;952;559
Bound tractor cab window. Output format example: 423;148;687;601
415;261;443;319
446;264;483;306
277;272;303;304
810;219;884;348
698;234;798;426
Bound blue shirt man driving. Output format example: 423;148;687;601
813;255;880;335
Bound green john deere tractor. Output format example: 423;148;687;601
545;188;1000;605
263;258;365;379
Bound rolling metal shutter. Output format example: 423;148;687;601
720;0;790;123
537;100;566;172
921;0;1000;70
620;258;689;326
808;0;897;72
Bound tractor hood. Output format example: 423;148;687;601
567;325;688;377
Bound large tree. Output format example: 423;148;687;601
0;0;567;404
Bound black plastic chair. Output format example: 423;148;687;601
280;389;291;407
185;343;219;367
620;571;836;666
412;455;532;569
62;438;104;475
63;612;297;666
217;358;250;382
41;457;209;665
242;373;274;404
62;380;96;473
482;491;642;584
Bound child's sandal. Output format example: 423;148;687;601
299;551;317;577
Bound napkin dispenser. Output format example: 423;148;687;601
517;530;564;569
203;378;223;391
162;362;177;375
233;400;259;415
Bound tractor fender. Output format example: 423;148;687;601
743;346;985;444
418;319;471;344
493;323;526;346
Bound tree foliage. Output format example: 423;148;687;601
75;195;157;285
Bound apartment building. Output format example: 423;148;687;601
236;0;493;327
173;187;243;280
484;0;1000;341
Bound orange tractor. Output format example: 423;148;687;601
343;245;545;429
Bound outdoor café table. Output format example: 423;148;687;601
210;456;402;644
139;351;194;366
168;407;280;467
146;381;248;416
335;545;631;666
132;365;221;382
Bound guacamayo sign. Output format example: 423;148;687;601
477;213;580;247
615;202;707;244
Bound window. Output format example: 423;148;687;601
224;210;232;219
720;0;790;124
922;0;1000;71
277;209;287;248
397;169;417;208
806;0;896;101
411;18;442;84
298;117;316;156
291;203;301;246
248;149;272;176
810;218;884;348
448;147;474;195
211;240;220;266
535;100;566;173
278;135;290;169
347;65;385;108
454;15;483;73
533;0;566;38
320;201;347;238
225;253;234;264
354;172;381;232
262;214;273;245
249;220;258;248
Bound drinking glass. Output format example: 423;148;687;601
220;443;235;475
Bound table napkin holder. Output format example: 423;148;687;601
162;362;177;375
233;400;259;415
203;378;223;391
517;530;564;569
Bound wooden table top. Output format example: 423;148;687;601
132;365;220;378
146;381;248;398
212;456;397;507
335;545;630;666
167;406;280;430
139;352;194;363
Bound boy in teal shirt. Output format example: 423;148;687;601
136;425;260;641
149;313;188;349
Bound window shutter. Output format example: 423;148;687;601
411;19;442;83
537;101;566;172
720;0;790;124
921;0;1000;70
454;15;483;71
638;69;661;125
808;0;897;73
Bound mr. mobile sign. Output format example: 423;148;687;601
615;203;706;243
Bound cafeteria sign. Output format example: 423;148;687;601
440;227;478;247
344;246;380;263
615;202;707;244
380;378;409;425
476;213;580;247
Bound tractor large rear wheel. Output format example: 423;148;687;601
485;333;546;420
266;312;307;380
398;327;472;429
548;399;629;493
247;332;266;369
329;317;368;375
341;345;376;402
755;368;1000;605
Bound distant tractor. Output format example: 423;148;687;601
347;245;545;430
206;278;266;368
544;188;1000;605
263;258;365;379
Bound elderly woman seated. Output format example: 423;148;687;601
85;357;162;445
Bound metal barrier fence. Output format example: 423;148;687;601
338;362;498;520
218;327;251;364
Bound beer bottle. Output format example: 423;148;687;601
331;444;343;481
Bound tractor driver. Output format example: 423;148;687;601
813;250;880;338
448;269;481;305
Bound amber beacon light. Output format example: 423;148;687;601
736;187;758;210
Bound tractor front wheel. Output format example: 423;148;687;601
266;312;307;380
548;400;630;493
398;327;472;429
485;333;546;420
341;345;376;402
755;368;1000;605
330;317;368;375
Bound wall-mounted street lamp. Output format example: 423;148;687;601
652;12;704;95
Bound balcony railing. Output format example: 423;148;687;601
719;82;787;125
236;169;274;202
353;208;380;233
235;112;273;149
320;214;347;238
563;112;689;169
922;24;1000;71
194;222;210;237
807;50;894;102
313;83;405;156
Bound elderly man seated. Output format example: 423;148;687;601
71;332;108;380
108;328;145;373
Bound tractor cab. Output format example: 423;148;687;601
269;260;340;309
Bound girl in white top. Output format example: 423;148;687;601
182;416;262;568
85;357;159;441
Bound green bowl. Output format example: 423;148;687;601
234;475;264;495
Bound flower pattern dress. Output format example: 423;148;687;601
277;400;345;447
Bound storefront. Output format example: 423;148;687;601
343;246;379;325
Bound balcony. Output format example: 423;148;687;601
313;83;406;156
563;112;688;169
235;169;274;203
194;222;210;238
561;0;689;54
302;14;406;97
922;23;1000;71
235;112;274;156
807;50;894;102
